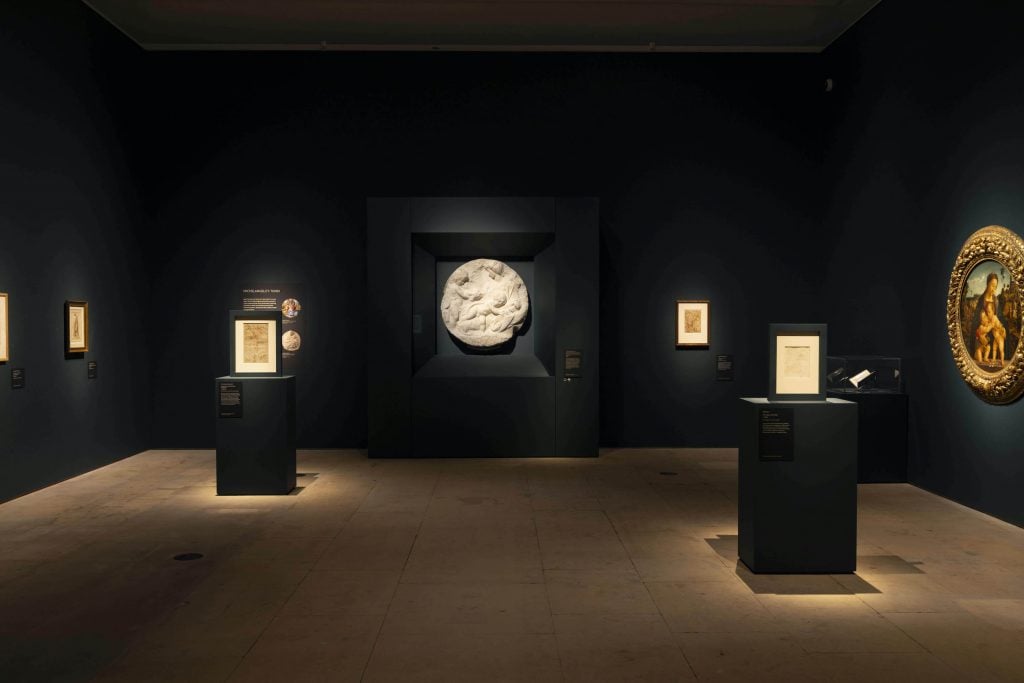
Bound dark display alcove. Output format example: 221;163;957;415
368;197;598;457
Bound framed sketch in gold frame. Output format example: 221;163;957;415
0;292;8;362
676;300;710;348
65;300;89;354
947;225;1024;404
229;309;282;376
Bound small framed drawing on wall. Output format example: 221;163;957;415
229;309;283;376
768;323;827;401
676;300;710;348
65;300;89;354
0;292;8;362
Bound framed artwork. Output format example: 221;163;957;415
768;323;827;401
65;300;89;354
676;300;710;348
0;292;8;362
229;309;282;376
947;225;1024;404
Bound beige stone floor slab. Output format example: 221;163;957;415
535;509;634;571
831;571;965;614
616;529;718;558
525;467;594;500
94;652;243;683
382;581;553;635
631;555;738;582
280;569;400;616
555;613;695;681
251;504;358;540
0;447;1021;682
755;594;926;654
400;520;543;583
603;506;695;534
356;488;433;515
886;611;1024;682
958;598;1024;631
647;579;780;633
802;652;972;683
528;494;603;512
677;631;820;682
432;470;530;500
421;492;536;524
228;613;383;683
362;632;563;683
315;516;421;572
923;561;1024;598
545;569;659;615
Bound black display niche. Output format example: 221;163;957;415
368;197;599;457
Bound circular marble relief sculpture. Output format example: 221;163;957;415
441;259;530;348
947;225;1024;404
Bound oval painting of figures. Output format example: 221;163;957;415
947;225;1024;403
960;259;1019;371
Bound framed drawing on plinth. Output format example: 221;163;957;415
229;310;282;377
0;293;8;362
947;225;1024;404
676;300;710;348
768;323;826;401
65;300;89;354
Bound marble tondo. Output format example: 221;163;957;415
441;259;529;347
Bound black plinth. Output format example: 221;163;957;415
215;376;296;495
738;397;858;573
827;391;908;483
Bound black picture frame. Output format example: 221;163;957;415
229;309;283;377
65;300;89;355
0;292;8;362
768;323;827;401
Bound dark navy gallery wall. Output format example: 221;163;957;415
146;186;367;449
141;52;825;448
821;2;1024;525
0;1;151;501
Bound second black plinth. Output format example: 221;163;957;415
826;390;908;483
215;375;296;495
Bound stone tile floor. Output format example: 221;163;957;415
0;448;1022;682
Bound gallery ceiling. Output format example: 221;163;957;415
83;0;882;53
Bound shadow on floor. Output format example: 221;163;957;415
732;561;881;595
289;472;320;495
706;534;883;595
705;533;738;561
856;554;925;574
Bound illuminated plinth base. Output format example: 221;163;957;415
738;397;858;574
215;375;296;495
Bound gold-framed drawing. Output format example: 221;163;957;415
230;309;282;376
768;323;827;401
65;300;89;354
0;292;8;362
676;300;710;348
947;225;1024;404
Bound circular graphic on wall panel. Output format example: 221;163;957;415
947;225;1024;404
281;298;302;319
282;330;302;352
441;259;530;348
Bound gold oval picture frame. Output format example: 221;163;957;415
947;225;1024;404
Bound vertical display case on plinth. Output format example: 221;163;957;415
215;310;296;495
